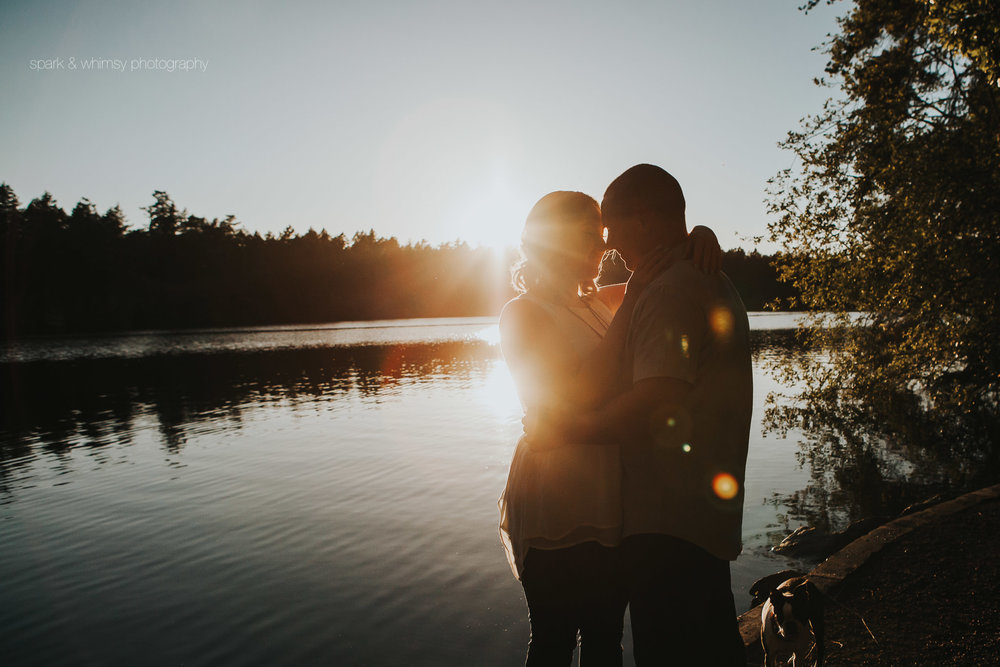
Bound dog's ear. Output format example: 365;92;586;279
768;589;784;616
804;579;820;600
805;581;824;624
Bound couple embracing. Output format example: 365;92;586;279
499;164;752;666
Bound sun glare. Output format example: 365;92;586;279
480;361;521;418
449;182;527;251
372;94;528;251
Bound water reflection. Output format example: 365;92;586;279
1;330;531;666
5;314;982;663
2;323;801;461
0;340;500;489
0;317;500;363
5;321;957;534
760;326;998;539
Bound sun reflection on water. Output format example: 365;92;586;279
473;324;501;346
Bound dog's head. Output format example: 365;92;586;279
767;580;813;639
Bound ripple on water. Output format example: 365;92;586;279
1;319;825;665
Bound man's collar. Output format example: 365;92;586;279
639;239;687;268
665;239;689;262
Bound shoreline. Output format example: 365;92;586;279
739;482;1000;664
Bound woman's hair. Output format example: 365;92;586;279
511;191;601;296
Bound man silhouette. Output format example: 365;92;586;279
535;164;752;664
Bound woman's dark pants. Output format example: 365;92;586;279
520;541;628;666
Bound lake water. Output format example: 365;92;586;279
1;314;818;666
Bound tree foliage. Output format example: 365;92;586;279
0;187;518;335
766;0;1000;507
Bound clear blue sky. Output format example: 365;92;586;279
1;0;846;250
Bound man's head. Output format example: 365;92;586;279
601;164;687;269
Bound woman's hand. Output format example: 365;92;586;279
686;225;723;274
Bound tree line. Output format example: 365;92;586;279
0;184;796;337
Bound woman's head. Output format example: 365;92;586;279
512;191;606;295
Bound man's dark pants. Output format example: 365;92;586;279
622;533;745;665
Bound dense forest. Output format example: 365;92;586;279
0;185;796;337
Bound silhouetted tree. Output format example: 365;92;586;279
143;190;185;236
0;183;20;236
764;0;1000;524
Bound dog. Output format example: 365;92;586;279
760;576;824;666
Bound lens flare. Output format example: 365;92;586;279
709;307;734;339
712;473;739;500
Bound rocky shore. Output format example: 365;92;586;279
740;484;1000;666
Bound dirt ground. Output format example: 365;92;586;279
814;496;1000;666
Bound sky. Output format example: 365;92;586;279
1;0;847;251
